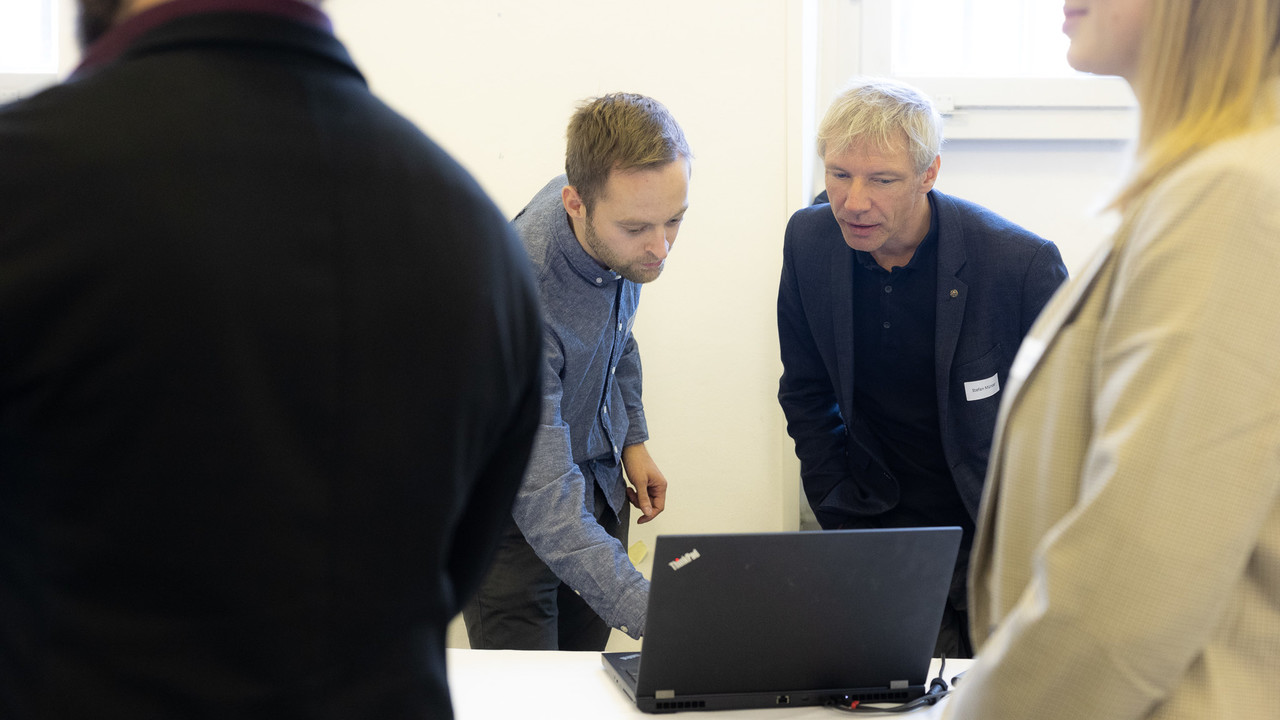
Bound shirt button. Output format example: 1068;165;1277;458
613;445;619;454
884;285;893;294
602;405;608;415
611;366;617;375
595;277;603;284
620;625;629;634
617;322;623;331
883;321;891;329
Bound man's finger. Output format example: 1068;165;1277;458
634;479;654;516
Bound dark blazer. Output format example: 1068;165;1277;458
778;190;1067;529
0;12;541;720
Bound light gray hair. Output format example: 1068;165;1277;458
817;77;943;174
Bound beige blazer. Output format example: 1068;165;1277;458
941;125;1280;719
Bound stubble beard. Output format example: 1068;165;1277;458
582;216;663;284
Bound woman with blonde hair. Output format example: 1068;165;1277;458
936;1;1280;718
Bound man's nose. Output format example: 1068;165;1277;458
843;181;872;213
646;229;671;259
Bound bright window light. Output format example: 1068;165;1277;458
893;0;1082;79
0;0;58;74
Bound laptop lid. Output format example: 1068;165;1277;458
603;527;961;713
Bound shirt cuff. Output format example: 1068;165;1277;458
607;575;650;639
624;412;649;448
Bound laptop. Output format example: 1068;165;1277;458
602;527;961;713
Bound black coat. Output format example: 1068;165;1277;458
778;191;1068;528
0;10;541;719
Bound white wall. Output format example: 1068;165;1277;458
324;0;809;651
934;140;1124;270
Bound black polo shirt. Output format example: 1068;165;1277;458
850;196;972;532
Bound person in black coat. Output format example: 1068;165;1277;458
778;78;1067;659
0;1;542;718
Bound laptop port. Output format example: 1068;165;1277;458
776;695;790;705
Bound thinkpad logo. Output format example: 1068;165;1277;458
667;549;701;571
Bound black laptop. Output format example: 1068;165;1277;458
602;527;961;713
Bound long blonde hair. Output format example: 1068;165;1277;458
1115;0;1280;210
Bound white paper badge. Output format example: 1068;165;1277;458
964;373;1000;402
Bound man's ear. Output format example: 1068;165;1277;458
562;185;587;220
919;155;941;193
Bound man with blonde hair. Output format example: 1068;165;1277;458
777;78;1067;657
464;93;692;650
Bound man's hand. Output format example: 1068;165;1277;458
621;442;667;524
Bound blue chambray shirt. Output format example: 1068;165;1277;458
508;175;649;638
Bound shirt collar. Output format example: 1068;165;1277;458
76;0;332;74
554;211;622;288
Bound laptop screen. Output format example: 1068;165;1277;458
608;527;960;712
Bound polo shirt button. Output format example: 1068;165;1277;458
882;321;891;329
884;285;893;293
620;625;629;634
595;278;603;284
602;405;608;415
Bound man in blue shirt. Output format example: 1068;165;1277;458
464;93;692;650
778;78;1067;658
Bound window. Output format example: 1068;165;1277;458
892;0;1074;79
1;0;61;104
850;0;1135;139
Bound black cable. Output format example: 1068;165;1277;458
825;656;952;714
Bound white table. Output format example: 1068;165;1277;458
447;648;971;719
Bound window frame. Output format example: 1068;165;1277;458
1;74;59;105
848;0;1137;140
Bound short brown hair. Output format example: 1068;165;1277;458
565;93;692;213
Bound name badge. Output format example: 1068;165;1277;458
964;373;1000;402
